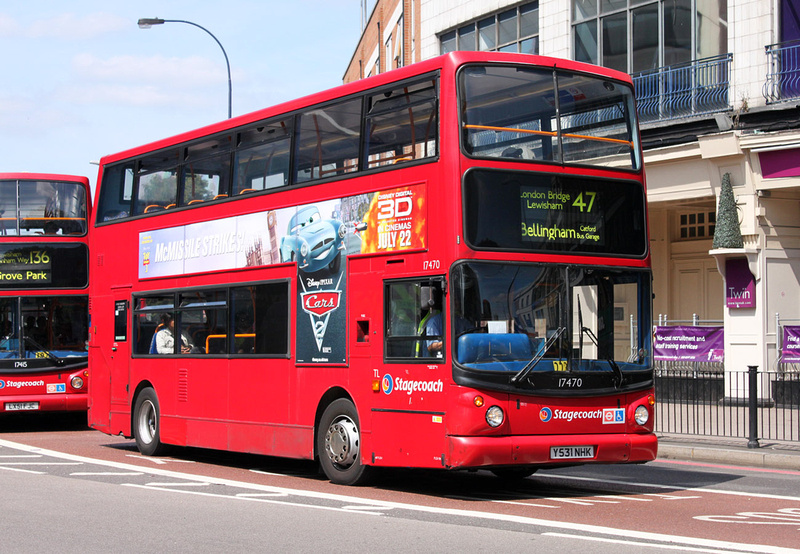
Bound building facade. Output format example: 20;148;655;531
344;0;800;382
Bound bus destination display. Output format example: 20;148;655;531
0;247;51;285
521;186;604;246
0;244;88;289
464;168;648;257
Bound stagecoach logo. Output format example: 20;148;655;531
0;379;44;389
381;374;394;394
381;374;443;396
539;407;625;424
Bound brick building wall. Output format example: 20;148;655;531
343;0;420;84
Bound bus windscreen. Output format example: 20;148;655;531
460;64;641;170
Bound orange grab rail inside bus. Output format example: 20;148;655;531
463;124;633;148
205;333;256;353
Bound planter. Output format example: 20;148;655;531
655;375;724;403
771;379;800;407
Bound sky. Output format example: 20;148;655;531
1;1;372;194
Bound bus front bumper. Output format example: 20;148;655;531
1;393;88;413
446;432;658;469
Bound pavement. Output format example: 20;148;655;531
657;433;800;471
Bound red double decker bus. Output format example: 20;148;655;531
0;173;90;414
89;52;656;484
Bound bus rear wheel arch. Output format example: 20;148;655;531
133;387;169;456
316;398;371;485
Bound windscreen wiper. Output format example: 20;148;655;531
23;336;64;366
575;293;623;388
575;322;624;388
510;326;566;386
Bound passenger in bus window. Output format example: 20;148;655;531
155;314;199;354
0;320;18;353
235;310;254;354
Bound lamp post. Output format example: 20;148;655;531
138;18;232;119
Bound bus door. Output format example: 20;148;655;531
347;258;377;363
110;292;131;412
369;276;448;468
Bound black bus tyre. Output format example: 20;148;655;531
133;387;168;456
317;398;371;485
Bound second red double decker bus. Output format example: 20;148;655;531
0;173;90;414
89;52;656;484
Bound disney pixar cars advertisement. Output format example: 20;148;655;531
138;183;426;363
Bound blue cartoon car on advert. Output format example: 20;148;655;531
280;205;346;273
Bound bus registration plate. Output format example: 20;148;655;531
5;402;39;411
550;445;594;459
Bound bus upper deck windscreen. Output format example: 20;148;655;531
459;64;641;170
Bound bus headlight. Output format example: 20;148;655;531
71;375;85;390
486;405;504;428
634;405;649;426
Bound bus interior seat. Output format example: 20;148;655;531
457;333;532;364
149;324;164;354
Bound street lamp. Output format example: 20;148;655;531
137;18;232;119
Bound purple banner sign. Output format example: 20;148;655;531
781;326;800;363
653;326;724;362
725;258;755;309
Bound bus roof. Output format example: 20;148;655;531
0;172;90;186
96;51;635;168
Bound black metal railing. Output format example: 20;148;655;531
764;39;800;104
633;54;732;124
655;367;800;444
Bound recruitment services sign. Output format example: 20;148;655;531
653;325;724;362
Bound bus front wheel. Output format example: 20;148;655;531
317;399;371;485
134;387;168;456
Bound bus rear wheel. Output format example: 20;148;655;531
133;387;168;456
317;399;371;485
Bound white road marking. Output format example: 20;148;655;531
0;466;45;474
544;532;750;553
143;481;210;487
71;472;144;476
0;438;796;554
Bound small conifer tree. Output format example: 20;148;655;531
712;172;744;249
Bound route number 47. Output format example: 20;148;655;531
572;192;596;213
